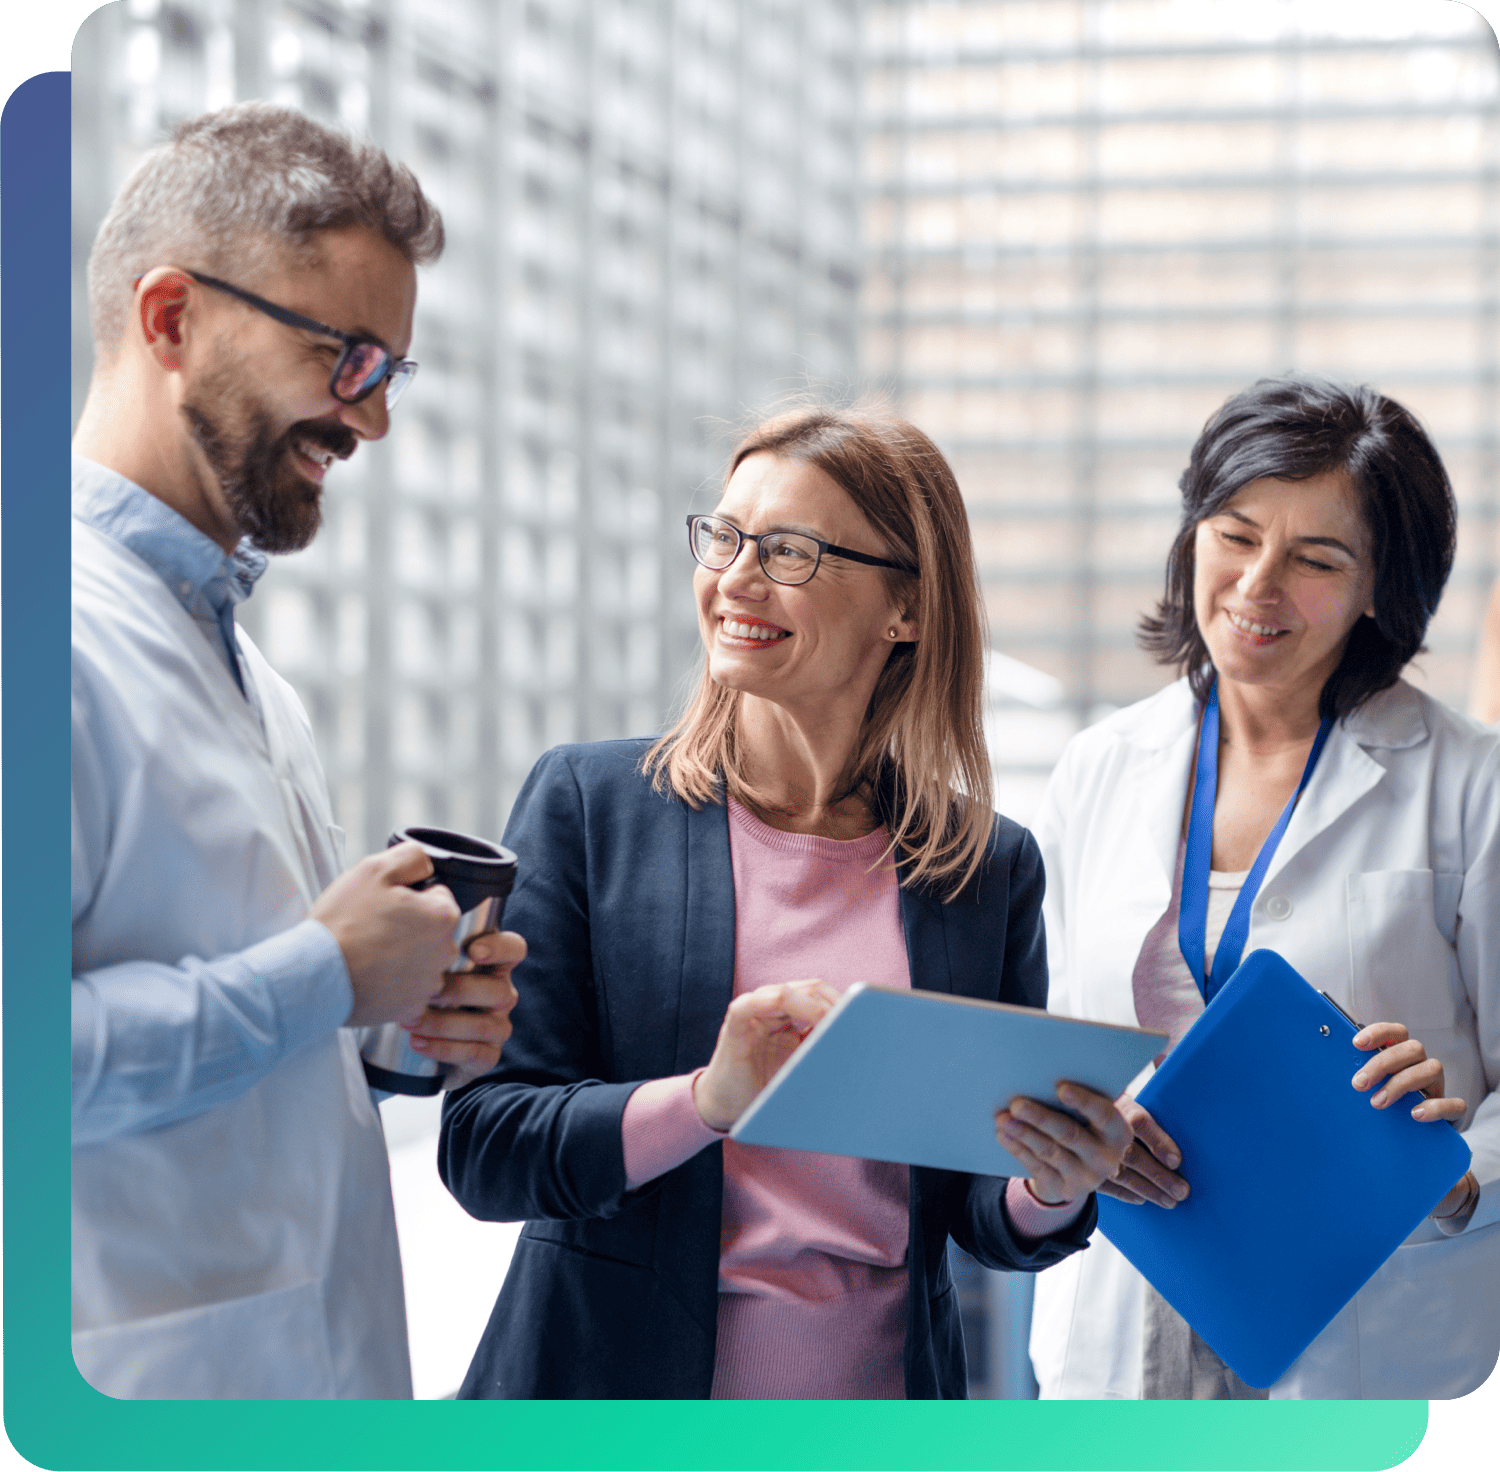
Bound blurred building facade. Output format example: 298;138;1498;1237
866;0;1500;818
71;0;1500;1401
73;0;861;855
865;0;1500;1400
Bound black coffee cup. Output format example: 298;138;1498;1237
389;826;519;944
359;826;519;1096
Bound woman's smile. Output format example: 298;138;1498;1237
717;615;791;645
1223;607;1289;643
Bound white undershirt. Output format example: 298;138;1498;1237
1131;837;1248;1056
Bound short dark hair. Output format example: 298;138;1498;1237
88;102;444;358
1139;375;1457;719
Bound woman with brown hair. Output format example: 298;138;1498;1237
440;403;1132;1399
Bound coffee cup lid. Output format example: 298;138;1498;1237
387;826;517;897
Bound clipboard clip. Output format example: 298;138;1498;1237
1319;991;1364;1031
1319;990;1437;1100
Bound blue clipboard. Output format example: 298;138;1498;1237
729;982;1165;1177
1097;949;1472;1389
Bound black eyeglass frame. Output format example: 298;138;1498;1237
686;514;917;586
183;271;419;408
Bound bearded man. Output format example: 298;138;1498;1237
70;102;522;1399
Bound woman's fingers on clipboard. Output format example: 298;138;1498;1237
1117;1098;1181;1168
1100;1100;1190;1209
1101;1143;1190;1209
995;1083;1132;1205
1351;1023;1466;1120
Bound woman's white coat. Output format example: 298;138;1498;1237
1028;676;1500;1400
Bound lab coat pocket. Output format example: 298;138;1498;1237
1347;869;1464;1031
72;1278;337;1399
1352;1221;1500;1399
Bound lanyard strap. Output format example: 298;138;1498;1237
1178;681;1333;1003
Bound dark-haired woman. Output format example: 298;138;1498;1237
1028;375;1498;1400
440;404;1133;1398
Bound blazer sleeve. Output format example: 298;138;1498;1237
944;826;1098;1269
439;748;640;1223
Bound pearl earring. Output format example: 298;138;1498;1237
888;627;899;639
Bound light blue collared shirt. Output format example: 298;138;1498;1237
71;455;354;1142
71;453;267;692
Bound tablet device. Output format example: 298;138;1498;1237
1097;949;1472;1389
729;982;1166;1177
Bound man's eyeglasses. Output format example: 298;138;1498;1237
183;271;419;410
687;514;917;587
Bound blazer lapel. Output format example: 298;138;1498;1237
675;794;738;1071
899;882;953;996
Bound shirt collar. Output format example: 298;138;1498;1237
71;454;268;619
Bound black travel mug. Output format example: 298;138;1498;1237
358;826;519;1096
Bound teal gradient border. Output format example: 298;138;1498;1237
2;61;1432;1471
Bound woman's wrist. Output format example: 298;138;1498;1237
1431;1170;1479;1230
1023;1178;1079;1209
690;1067;734;1134
1005;1177;1086;1241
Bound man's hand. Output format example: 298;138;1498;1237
414;930;526;1090
312;841;460;1027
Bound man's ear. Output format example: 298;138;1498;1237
135;269;194;371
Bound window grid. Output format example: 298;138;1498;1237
73;0;862;856
864;0;1500;818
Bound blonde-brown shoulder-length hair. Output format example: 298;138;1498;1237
644;403;993;900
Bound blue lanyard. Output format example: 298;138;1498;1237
1178;681;1333;1003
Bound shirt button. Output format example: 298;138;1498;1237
180;580;192;596
1265;895;1293;920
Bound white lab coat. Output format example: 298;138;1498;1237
71;520;411;1398
1028;677;1500;1400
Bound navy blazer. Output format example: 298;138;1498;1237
439;740;1096;1399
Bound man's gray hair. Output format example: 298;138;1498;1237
87;101;444;358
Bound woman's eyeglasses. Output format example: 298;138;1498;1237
687;514;916;586
183;272;419;409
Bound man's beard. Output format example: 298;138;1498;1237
181;363;356;554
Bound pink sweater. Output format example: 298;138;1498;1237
621;798;1081;1398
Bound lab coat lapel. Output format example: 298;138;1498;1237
675;794;737;1070
1115;683;1199;894
1136;723;1198;892
1067;686;1198;1031
238;634;338;899
1258;691;1421;889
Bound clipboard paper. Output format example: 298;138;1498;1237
1097;949;1471;1389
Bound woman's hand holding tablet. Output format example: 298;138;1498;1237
997;1083;1134;1204
693;978;842;1132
